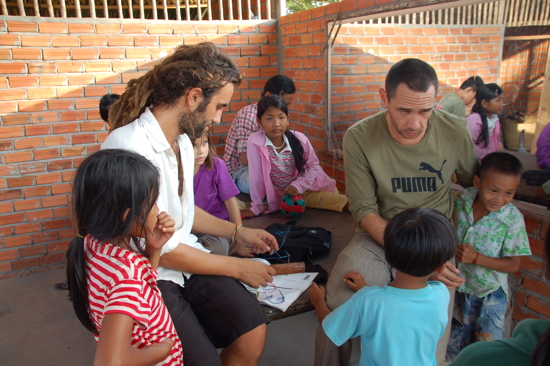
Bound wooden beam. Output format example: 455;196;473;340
530;44;550;154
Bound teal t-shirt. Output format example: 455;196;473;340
323;281;449;366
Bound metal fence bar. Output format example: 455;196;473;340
228;0;232;20
266;0;270;19
75;0;81;17
218;0;223;20
1;0;7;15
185;0;190;20
103;0;108;18
247;0;251;20
237;0;242;20
33;0;39;16
163;0;168;20
117;0;122;19
198;0;202;20
256;0;260;19
90;0;96;18
176;0;180;20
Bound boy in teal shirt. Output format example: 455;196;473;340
447;152;531;359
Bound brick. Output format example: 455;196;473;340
43;49;71;60
96;24;121;33
0;34;20;46
27;88;56;100
14;198;41;211
0;89;26;101
57;62;84;73
85;61;112;72
53;123;78;134
25;124;52;136
0;62;26;74
60;110;86;122
40;252;65;266
0;102;17;114
100;48;125;59
20;245;46;258
21;35;50;47
80;35;107;46
52;36;79;47
2;114;29;129
35;172;61;185
526;296;550;318
4;235;31;248
38;22;67;33
7;21;38;32
0;249;18;262
12;257;40;271
107;35;134;46
149;24;172;34
123;24;147;34
12;49;41;60
47;240;70;252
126;48;151;59
42;195;67;207
0;188;23;201
0;212;25;225
24;186;50;198
33;230;59;243
0;49;11;60
68;23;95;34
72;49;99;60
39;75;68;86
529;237;545;257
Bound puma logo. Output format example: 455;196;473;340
419;160;447;185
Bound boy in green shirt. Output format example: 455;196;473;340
436;76;484;117
447;152;531;360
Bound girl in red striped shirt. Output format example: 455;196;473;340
66;149;183;366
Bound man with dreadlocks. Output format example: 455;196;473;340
101;43;278;366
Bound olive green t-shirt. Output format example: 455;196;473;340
435;93;466;117
343;109;479;229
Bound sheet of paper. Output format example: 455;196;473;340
244;272;318;312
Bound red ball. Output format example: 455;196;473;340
280;194;306;218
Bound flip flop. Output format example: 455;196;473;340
54;282;68;290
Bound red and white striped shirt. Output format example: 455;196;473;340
84;236;183;366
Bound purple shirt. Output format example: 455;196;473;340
536;122;550;170
194;157;240;221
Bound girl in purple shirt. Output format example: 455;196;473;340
193;131;242;255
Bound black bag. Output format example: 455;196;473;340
258;220;332;264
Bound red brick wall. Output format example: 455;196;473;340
330;24;502;148
0;18;277;277
511;206;550;325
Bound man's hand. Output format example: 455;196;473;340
229;227;279;257
235;259;276;288
343;270;368;292
429;261;465;289
456;243;478;264
308;283;327;307
282;185;299;197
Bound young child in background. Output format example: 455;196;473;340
193;131;242;256
447;152;531;360
309;208;456;366
242;95;348;217
99;93;120;130
435;76;484;117
66;149;183;366
466;83;504;159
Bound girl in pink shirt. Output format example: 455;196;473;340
466;83;504;160
242;95;348;217
66;149;183;366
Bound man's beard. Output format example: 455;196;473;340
177;110;208;140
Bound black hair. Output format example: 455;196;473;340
477;152;523;180
66;149;160;335
459;76;484;92
99;93;120;123
262;75;296;97
471;83;503;147
384;208;456;277
385;58;439;100
256;95;307;176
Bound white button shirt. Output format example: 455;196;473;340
101;108;208;287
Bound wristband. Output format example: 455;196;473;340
472;252;480;264
231;224;243;244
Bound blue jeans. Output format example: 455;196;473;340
447;287;508;360
232;166;250;194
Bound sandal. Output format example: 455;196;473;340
54;281;68;290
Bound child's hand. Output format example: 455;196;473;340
308;283;327;307
282;185;299;197
240;208;257;218
343;270;367;292
456;243;478;264
146;211;176;251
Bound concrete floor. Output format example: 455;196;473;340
0;207;360;365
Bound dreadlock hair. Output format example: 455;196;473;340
109;42;242;131
66;149;160;335
471;83;503;148
193;130;216;171
256;95;307;176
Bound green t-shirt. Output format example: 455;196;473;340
435;93;466;117
344;109;479;228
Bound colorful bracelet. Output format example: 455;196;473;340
231;224;243;243
472;252;480;264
